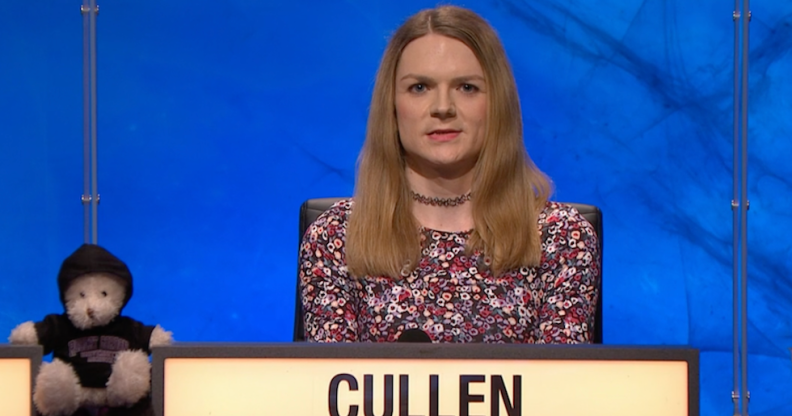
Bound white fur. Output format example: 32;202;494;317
81;387;109;407
8;321;38;344
105;350;152;407
14;271;171;413
64;273;126;330
149;324;173;347
33;359;81;416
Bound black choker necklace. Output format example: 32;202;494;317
410;190;471;207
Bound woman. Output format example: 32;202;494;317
299;5;599;343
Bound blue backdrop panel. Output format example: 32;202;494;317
1;1;790;414
0;2;84;320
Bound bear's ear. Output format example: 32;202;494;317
9;321;39;345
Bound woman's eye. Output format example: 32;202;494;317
409;83;426;93
461;83;478;93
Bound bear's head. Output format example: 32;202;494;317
58;244;133;330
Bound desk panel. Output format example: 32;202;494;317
0;345;42;416
153;343;699;416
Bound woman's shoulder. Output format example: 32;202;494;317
307;198;354;231
540;200;595;230
538;200;600;258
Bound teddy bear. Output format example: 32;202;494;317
8;243;173;416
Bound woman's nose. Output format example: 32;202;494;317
430;89;456;119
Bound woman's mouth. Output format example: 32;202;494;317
428;130;461;141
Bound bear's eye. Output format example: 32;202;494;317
80;292;85;298
101;291;107;297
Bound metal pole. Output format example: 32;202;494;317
81;0;91;243
89;0;99;245
731;1;751;414
739;1;751;414
80;1;99;244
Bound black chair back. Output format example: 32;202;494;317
294;197;603;343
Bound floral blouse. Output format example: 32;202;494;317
299;199;600;343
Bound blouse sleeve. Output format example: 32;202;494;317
299;201;361;342
536;205;601;344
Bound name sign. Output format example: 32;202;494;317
152;344;698;416
0;345;41;416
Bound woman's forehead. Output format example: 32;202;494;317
396;34;483;79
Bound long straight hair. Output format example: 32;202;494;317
347;6;552;278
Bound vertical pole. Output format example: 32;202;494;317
80;1;99;244
730;3;740;412
89;0;99;244
81;1;91;243
739;1;751;415
731;1;751;414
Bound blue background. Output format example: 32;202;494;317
1;1;791;414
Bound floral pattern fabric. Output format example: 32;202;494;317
299;199;600;343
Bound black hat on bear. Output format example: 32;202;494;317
57;244;133;310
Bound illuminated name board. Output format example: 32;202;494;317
0;359;32;416
0;346;40;416
158;354;693;416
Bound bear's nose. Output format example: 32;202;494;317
86;308;95;319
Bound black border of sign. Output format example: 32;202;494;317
152;343;699;416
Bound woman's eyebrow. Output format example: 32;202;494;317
398;74;485;83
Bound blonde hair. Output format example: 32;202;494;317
347;5;552;278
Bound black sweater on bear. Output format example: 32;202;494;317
35;314;154;388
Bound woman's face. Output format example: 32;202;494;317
394;34;487;179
